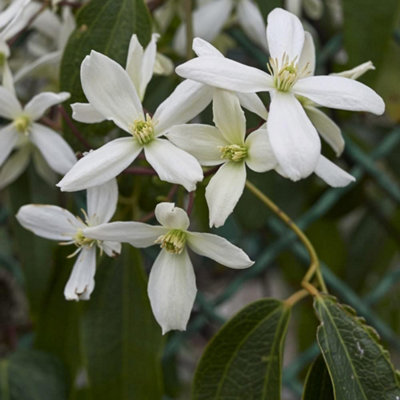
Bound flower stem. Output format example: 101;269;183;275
245;180;327;293
185;0;193;59
284;289;309;307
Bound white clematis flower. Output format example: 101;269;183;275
0;87;76;189
168;89;276;227
16;179;121;301
176;8;385;181
82;202;254;333
57;50;207;193
173;0;268;56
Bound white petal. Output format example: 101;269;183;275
87;178;118;225
298;31;315;77
314;155;355;187
268;91;320;180
30;123;77;175
102;241;121;257
2;61;14;93
332;61;375;80
153;79;212;135
71;103;105;124
16;204;79;240
0;145;30;189
245;125;277;172
187;231;254;268
57;138;142;192
303;0;324;20
125;34;144;96
83;221;167;248
58;7;76;49
176;56;273;93
284;0;301;16
155;202;190;230
237;92;268;119
153;52;174;75
139;33;159;99
0;86;22;118
24;92;70;120
64;247;96;301
205;162;246;228
294;76;385;115
0;123;18;166
144;138;203;192
213;89;246;144
81;51;143;131
167;123;227;166
237;0;268;52
304;106;344;156
32;148;57;185
0;0;29;30
173;0;233;56
192;37;224;57
148;248;196;334
267;8;304;60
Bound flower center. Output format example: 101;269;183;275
156;229;187;254
130;113;155;145
0;52;6;68
219;144;248;162
73;229;96;248
14;115;31;134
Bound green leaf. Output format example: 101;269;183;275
0;350;67;400
302;355;334;400
254;0;282;19
314;294;400;400
193;298;291;400
81;246;164;400
59;0;152;145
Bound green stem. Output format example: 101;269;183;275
245;180;327;293
184;0;193;59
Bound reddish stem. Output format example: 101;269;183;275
123;166;157;175
186;191;195;216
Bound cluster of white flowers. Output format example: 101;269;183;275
4;1;384;333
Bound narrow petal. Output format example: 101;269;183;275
102;241;121;257
176;56;273;93
267;8;304;60
0;0;29;30
83;221;167;248
71;103;105;124
303;0;324;20
16;204;79;240
81;51;143;131
213;89;246;144
314;155;355;187
304;106;344;156
284;0;302;16
0;145;30;189
153;80;212;135
192;37;224;57
2;61;14;94
64;247;96;301
293;76;385;115
57;138;142;192
237;92;268;119
139;33;159;99
237;0;268;52
24;92;70;120
154;202;190;230
298;31;315;77
268;91;320;180
0;86;22;119
0;124;18;166
87;178;118;225
245;125;277;172
30;123;77;175
125;34;144;95
331;61;375;80
187;232;254;268
144;138;203;192
205;162;246;228
154;53;174;75
167;123;227;166
148;248;197;334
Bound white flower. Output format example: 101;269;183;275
82;202;254;333
57;50;208;192
168;89;276;227
176;8;385;181
173;0;268;56
16;179;121;301
0;87;76;189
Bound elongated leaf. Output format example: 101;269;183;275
302;355;334;400
193;298;291;400
315;295;400;400
60;0;152;145
81;246;164;400
0;350;67;400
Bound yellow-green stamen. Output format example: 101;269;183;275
14;115;31;134
156;229;187;254
219;144;248;162
130;113;155;145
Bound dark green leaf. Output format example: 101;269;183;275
315;295;400;400
254;0;282;19
193;298;291;400
0;350;67;400
81;246;163;400
302;355;334;400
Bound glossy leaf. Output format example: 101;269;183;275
193;298;291;400
81;246;164;400
315;294;400;400
302;355;334;400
